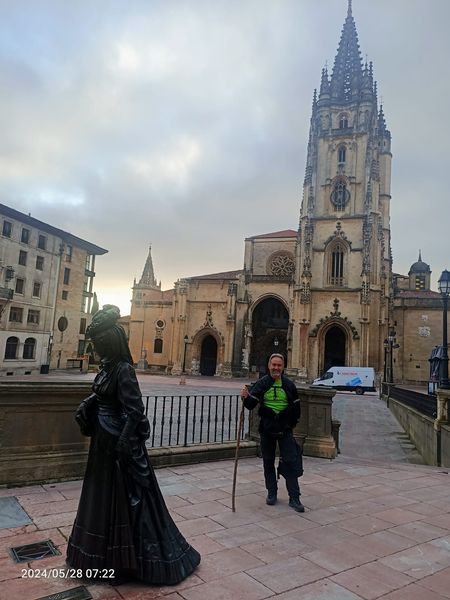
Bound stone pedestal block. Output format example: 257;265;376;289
0;382;91;486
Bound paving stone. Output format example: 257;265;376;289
336;515;394;536
378;542;450;578
415;565;450;598
0;497;32;529
207;522;274;548
176;571;273;600
302;540;378;574
331;560;415;599
246;555;332;593
195;547;264;581
272;579;364;599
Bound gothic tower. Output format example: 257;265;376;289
291;0;392;378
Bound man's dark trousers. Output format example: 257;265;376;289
259;429;300;498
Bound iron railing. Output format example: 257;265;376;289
384;384;437;419
143;394;249;448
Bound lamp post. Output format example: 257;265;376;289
438;269;450;390
388;327;396;384
383;338;389;383
180;335;189;385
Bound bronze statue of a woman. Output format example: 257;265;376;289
67;305;200;584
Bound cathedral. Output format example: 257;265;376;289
128;2;444;385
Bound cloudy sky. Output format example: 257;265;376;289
1;0;449;315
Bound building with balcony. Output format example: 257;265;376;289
0;203;107;375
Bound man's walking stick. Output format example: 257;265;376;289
231;398;246;512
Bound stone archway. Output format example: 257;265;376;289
200;335;218;376
249;297;289;375
323;325;346;373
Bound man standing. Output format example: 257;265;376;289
241;353;304;512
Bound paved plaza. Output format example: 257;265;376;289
2;374;450;599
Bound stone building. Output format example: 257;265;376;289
0;203;107;375
128;2;446;385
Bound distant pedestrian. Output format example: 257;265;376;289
240;353;304;512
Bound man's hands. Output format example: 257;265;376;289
240;385;249;399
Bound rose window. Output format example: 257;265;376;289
269;253;295;277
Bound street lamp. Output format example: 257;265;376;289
438;269;450;389
273;336;279;349
180;335;189;385
388;327;396;384
383;338;389;383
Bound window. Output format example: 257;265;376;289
339;115;348;129
38;234;47;250
21;228;30;244
9;307;23;322
15;278;25;294
63;268;71;285
66;245;73;262
36;256;44;270
27;309;40;324
62;290;69;300
4;336;19;360
19;250;27;266
415;276;426;291
32;282;41;298
58;316;68;331
23;337;36;359
2;220;12;237
338;146;346;163
154;338;163;353
79;317;87;334
329;243;345;286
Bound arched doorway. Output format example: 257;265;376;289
200;335;217;376
250;297;289;375
323;326;346;372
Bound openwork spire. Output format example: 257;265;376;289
139;245;159;288
330;3;363;101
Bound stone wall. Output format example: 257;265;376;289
0;382;91;486
387;397;438;465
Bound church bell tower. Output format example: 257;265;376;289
291;0;392;378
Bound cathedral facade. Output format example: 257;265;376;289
128;3;444;385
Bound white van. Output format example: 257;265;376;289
311;366;375;395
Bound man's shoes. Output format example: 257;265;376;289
266;492;277;505
289;498;305;512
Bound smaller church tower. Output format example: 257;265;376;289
129;246;174;370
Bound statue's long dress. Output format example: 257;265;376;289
67;361;200;585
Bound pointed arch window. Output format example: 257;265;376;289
327;242;346;287
338;145;346;163
339;115;349;129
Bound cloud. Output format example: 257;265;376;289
0;0;449;313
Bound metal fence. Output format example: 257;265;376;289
383;384;437;419
143;394;249;448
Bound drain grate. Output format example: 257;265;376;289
10;539;61;563
36;586;92;600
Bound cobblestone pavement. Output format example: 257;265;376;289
3;374;448;599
